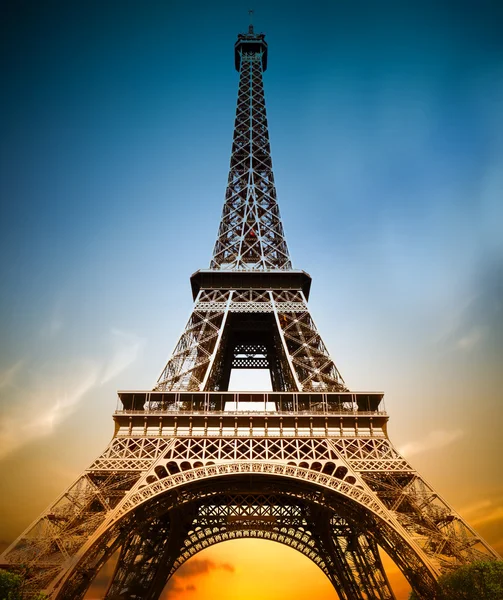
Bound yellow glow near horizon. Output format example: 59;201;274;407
161;540;338;600
154;540;415;600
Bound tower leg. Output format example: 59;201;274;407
341;533;395;600
310;507;396;600
104;509;192;600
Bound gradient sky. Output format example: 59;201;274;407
1;1;502;598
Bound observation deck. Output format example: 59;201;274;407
234;31;268;71
114;391;388;438
190;269;312;300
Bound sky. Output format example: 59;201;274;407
1;0;502;598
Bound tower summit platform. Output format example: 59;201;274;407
234;25;268;71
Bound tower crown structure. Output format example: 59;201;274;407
234;29;268;71
213;27;286;271
1;22;499;600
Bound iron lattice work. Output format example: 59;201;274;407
1;23;500;600
1;414;498;599
210;29;291;271
155;288;346;392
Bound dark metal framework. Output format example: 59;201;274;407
1;22;500;600
211;28;290;270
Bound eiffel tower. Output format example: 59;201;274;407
1;21;500;600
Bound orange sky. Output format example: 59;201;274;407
80;539;412;600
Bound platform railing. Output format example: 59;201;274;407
114;409;388;417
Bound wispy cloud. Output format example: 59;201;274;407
459;499;503;529
22;368;99;439
100;329;145;384
459;499;492;518
0;329;144;461
0;361;99;460
399;429;464;457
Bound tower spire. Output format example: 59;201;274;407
211;25;291;270
248;8;254;34
153;26;345;394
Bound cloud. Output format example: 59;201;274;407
459;499;492;518
458;496;503;554
99;328;145;384
161;558;235;598
86;556;235;598
0;362;99;460
460;499;503;529
0;329;144;461
398;429;464;457
23;368;99;438
163;581;186;594
176;558;235;577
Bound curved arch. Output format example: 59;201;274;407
171;526;332;579
54;464;440;599
116;461;391;523
105;487;393;600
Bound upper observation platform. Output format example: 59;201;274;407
190;269;312;300
235;29;268;71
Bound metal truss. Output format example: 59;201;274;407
155;289;346;392
2;428;498;598
43;472;441;599
102;493;397;600
210;29;291;271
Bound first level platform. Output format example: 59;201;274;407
114;391;388;439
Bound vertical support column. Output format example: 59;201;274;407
342;534;396;600
270;291;302;391
105;509;192;600
201;290;233;391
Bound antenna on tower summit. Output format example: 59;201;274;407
248;8;254;33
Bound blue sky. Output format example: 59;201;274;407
1;0;502;590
